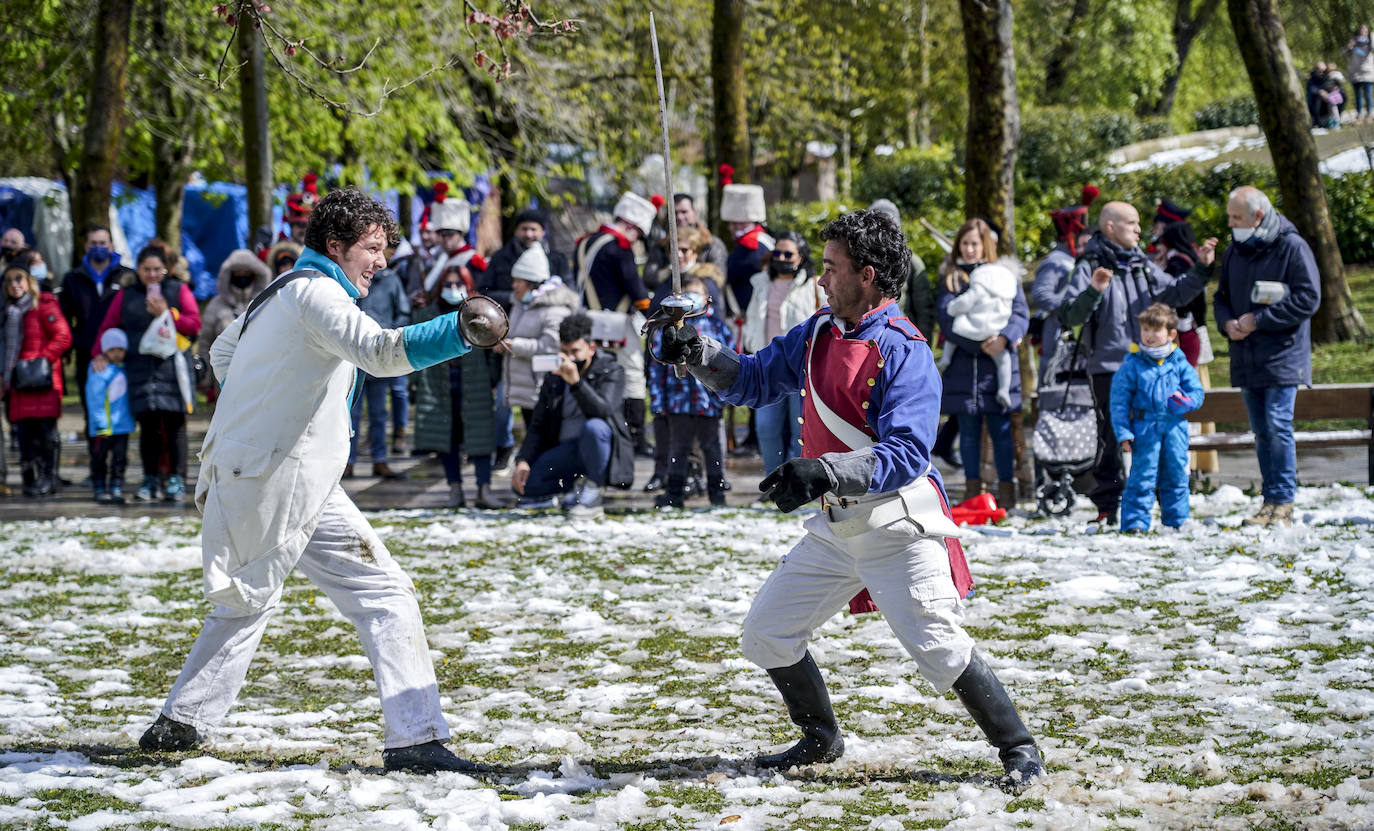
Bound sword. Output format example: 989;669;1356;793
642;12;709;373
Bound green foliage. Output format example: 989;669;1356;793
1192;95;1261;130
852;145;962;218
1323;170;1374;263
1102;161;1276;244
1018;107;1173;195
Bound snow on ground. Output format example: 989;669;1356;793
1109;136;1269;174
2;485;1374;829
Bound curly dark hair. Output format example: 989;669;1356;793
303;187;399;253
559;312;595;345
819;209;908;298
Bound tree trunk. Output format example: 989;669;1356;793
70;0;133;262
710;0;749;233
1144;0;1223;117
1041;0;1091;105
916;0;932;147
1229;0;1369;342
961;0;1019;255
238;13;273;243
149;0;193;249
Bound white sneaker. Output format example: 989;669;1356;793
568;481;604;519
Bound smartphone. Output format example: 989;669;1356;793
147;283;163;300
531;354;562;373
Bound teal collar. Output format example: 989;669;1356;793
295;247;360;299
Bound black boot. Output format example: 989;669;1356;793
951;652;1044;787
655;476;686;509
382;740;492;774
139;714;201;751
21;460;38;497
756;652;844;769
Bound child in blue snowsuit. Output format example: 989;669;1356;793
85;328;137;504
647;275;735;508
1110;303;1205;532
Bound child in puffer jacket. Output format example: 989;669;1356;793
937;262;1018;408
1110;303;1205;533
85;328;136;503
646;275;735;508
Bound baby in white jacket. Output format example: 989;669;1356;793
938;263;1018;409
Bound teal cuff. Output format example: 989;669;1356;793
403;312;471;370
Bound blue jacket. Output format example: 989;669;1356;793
1060;232;1209;375
85;363;135;437
1109;345;1205;444
648;314;734;417
1213;215;1321;388
937;273;1030;415
724;301;943;495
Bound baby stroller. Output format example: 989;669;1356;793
1032;329;1098;516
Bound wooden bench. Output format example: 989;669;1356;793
1185;383;1374;483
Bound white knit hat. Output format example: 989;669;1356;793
430;197;471;233
720;184;766;223
613;192;656;236
510;244;550;283
100;328;129;354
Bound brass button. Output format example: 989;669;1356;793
799;388;806;396
861;401;869;410
876;359;885;369
867;339;878;348
797;417;804;424
867;378;876;387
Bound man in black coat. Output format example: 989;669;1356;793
58;225;135;429
511;313;634;518
482;209;570;312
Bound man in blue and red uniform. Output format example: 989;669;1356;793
659;209;1043;786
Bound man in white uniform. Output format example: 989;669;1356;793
139;188;497;774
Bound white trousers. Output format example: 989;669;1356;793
163;486;448;749
742;513;974;693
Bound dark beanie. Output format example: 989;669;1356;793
515;208;549;229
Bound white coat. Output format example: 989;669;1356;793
741;269;818;354
947;263;1017;342
198;274;459;612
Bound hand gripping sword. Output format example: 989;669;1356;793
641;12;710;375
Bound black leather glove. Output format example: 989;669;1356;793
760;457;836;513
657;322;702;365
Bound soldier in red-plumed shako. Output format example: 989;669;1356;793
658;209;1044;787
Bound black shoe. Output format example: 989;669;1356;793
382;740;491;774
951;652;1044;788
708;490;727;507
492;445;513;473
655;492;684;509
643;475;665;492
756;652;845;769
139;714;201;752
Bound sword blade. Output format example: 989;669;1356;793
648;13;681;299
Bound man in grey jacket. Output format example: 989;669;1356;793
1058;201;1216;526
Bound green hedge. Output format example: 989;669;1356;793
1192;96;1260;131
1017;106;1174;194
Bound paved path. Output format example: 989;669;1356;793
0;408;1366;523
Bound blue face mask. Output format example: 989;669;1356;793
88;245;111;262
1141;342;1173;361
685;291;707;313
29;264;48;283
441;286;467;306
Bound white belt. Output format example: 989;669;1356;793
822;476;964;540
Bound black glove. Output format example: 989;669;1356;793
657;322;702;365
760;457;835;513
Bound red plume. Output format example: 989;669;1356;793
1081;184;1100;206
433;181;449;203
302;173;319;195
650;194;666;210
718;163;734;186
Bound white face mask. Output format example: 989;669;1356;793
29;264;48;282
1141;343;1173;361
441;286;467;306
1232;226;1256;244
